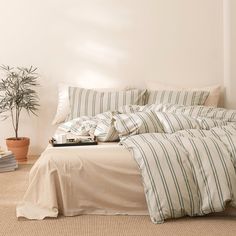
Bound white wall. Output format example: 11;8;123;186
224;0;236;108
0;0;229;155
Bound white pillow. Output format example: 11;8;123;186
146;81;221;107
52;83;71;125
52;83;128;125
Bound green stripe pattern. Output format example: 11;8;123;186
58;111;119;141
121;126;236;223
114;110;164;138
94;115;119;142
152;104;236;122
155;112;231;133
155;112;199;133
147;90;209;106
68;87;146;119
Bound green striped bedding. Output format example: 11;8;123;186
150;103;236;122
68;87;146;119
59;104;236;142
146;90;209;106
120;125;236;223
114;110;164;138
94;114;119;142
59;103;236;223
58;111;119;141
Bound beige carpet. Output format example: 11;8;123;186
0;163;236;236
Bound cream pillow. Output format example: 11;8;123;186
52;84;71;125
146;81;221;107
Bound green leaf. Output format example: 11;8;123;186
0;65;40;138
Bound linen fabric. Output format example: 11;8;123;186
155;112;230;133
121;127;236;223
155;112;199;133
58;111;119;141
145;81;221;107
94;116;119;142
146;90;209;106
18;104;236;223
68;87;146;120
197;118;229;130
158;104;236;122
114;110;163;138
52;84;136;125
16;142;148;219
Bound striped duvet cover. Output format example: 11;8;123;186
59;104;236;223
120;125;236;223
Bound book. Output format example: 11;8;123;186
0;151;18;173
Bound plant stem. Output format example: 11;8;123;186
10;109;17;138
16;112;18;139
15;106;19;139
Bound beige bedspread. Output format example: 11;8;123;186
16;143;148;219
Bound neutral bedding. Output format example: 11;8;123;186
16;142;148;219
17;103;236;223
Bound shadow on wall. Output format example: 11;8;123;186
50;0;156;89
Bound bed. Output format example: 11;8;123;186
16;86;236;223
17;138;148;219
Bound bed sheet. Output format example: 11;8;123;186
17;138;148;219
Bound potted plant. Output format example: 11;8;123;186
0;65;39;162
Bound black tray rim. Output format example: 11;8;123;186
49;139;98;147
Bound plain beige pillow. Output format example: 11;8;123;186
146;81;221;107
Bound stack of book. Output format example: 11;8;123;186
0;151;18;173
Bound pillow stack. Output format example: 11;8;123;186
52;83;220;125
53;86;146;125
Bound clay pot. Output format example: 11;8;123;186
6;137;30;162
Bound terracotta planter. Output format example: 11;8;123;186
6;137;30;162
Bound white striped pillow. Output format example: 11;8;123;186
68;87;146;119
70;120;97;136
114;110;163;138
58;111;115;137
94;117;119;142
147;90;209;106
58;116;93;133
155;112;199;133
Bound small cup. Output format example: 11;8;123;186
54;134;67;144
60;134;67;143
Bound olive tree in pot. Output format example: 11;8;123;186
0;65;39;162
